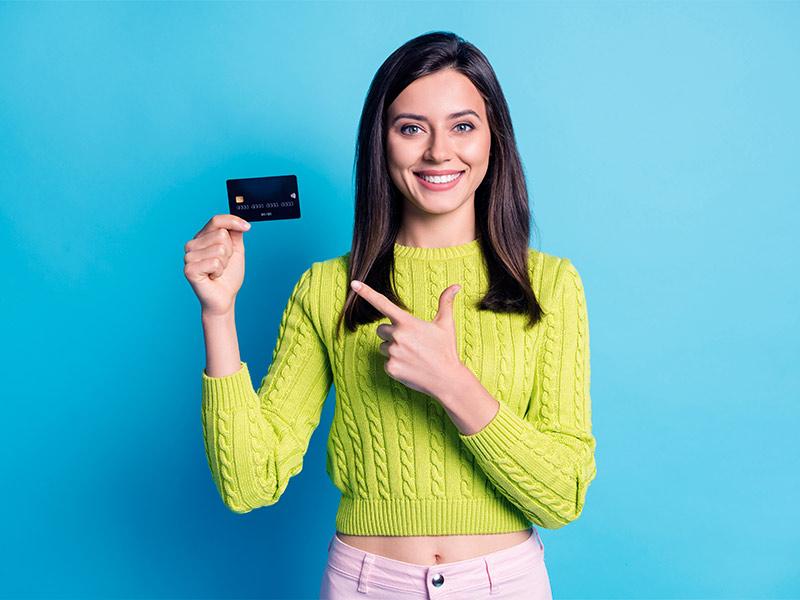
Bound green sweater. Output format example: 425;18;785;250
200;238;596;535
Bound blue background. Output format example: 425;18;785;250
1;1;798;598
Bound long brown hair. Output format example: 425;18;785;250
336;31;545;337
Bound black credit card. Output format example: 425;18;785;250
226;175;301;222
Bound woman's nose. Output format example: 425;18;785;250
423;131;452;163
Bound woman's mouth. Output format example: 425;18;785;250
413;170;464;191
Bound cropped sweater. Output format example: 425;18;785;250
200;238;596;535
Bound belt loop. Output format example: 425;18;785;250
484;557;500;595
533;527;543;551
357;553;374;594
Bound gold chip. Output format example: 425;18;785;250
235;195;244;203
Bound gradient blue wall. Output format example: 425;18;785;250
1;1;798;598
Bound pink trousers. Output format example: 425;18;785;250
318;528;552;599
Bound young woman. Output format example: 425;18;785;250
184;31;596;599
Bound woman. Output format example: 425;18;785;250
184;31;596;599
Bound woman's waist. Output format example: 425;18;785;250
333;527;534;566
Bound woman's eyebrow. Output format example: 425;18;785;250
390;109;481;125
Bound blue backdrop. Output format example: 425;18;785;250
2;1;798;598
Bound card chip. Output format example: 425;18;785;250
235;195;244;203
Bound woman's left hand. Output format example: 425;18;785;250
350;279;465;399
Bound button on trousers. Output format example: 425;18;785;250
318;528;552;599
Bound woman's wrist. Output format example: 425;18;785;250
434;364;500;436
202;309;242;378
201;303;236;324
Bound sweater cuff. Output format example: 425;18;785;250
201;361;255;411
458;399;528;454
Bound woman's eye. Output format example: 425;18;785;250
454;123;474;132
401;124;422;135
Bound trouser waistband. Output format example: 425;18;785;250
325;528;544;597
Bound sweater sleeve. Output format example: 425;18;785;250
458;258;596;530
199;266;333;514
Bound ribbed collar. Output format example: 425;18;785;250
393;238;481;261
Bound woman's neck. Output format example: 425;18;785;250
394;205;477;249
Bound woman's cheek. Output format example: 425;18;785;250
464;133;491;164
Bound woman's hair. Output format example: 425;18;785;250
336;31;545;337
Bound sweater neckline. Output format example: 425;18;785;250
393;238;481;261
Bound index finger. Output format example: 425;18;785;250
350;280;408;324
194;214;250;239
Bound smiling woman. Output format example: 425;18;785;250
384;69;491;245
187;31;595;600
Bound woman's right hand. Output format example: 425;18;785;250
184;214;251;317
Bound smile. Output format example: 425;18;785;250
415;172;463;184
413;171;464;191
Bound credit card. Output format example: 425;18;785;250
226;175;301;222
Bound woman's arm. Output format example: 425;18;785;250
200;266;333;513
442;259;596;530
184;213;250;377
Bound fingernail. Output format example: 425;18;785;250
452;285;461;296
351;280;363;291
242;221;251;229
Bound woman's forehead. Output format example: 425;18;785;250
387;69;487;120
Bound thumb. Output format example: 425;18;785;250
230;229;245;254
433;284;461;326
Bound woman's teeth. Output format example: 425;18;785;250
416;172;462;184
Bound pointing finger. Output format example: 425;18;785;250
351;280;408;325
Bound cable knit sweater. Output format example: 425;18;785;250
200;238;596;535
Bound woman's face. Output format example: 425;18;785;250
385;69;491;223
